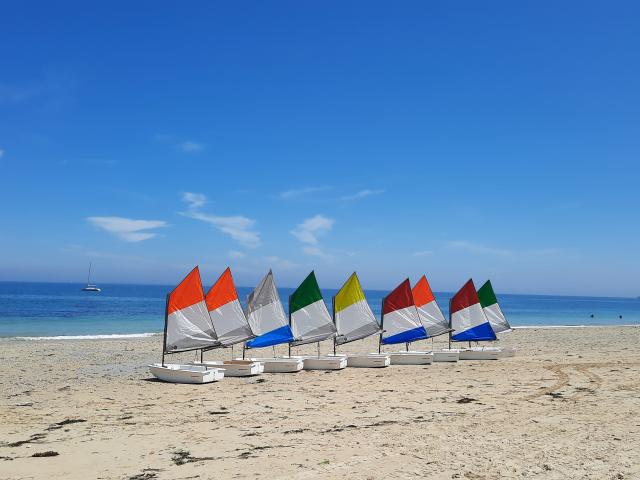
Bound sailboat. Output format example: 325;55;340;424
148;266;226;383
243;270;304;373
288;271;346;370
445;279;500;360
477;280;515;357
81;262;101;292
412;275;459;362
191;267;264;376
379;279;433;365
330;272;390;367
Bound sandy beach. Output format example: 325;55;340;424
1;327;639;480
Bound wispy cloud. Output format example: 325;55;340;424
265;255;298;270
180;192;261;248
340;189;384;201
87;216;168;242
179;141;204;153
446;240;511;256
228;250;246;259
279;186;332;199
302;246;333;260
412;250;433;257
290;214;334;245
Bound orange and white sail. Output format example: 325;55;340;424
165;266;219;353
205;267;254;346
412;275;449;338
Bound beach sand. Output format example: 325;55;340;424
1;327;639;479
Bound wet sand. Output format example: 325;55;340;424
1;327;639;479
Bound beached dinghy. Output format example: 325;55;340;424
444;279;499;360
330;272;390;368
478;280;515;358
243;270;304;373
149;267;225;383
191;268;262;377
412;275;459;363
288;271;346;370
380;279;433;365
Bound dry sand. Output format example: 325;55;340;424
1;327;639;480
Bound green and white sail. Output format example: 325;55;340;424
477;280;511;334
289;271;337;347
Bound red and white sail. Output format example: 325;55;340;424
205;267;254;346
450;279;496;342
412;275;449;338
165;266;219;353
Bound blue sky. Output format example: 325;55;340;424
1;1;639;296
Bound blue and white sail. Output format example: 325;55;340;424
245;270;295;349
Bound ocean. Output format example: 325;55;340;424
0;281;638;339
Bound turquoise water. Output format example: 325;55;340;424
0;282;638;338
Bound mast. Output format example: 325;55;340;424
161;294;169;366
87;262;92;285
448;297;452;350
332;294;336;355
288;294;292;358
378;296;385;354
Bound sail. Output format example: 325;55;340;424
450;279;497;342
245;270;294;349
478;280;511;334
289;271;337;347
412;275;449;337
381;279;427;344
334;272;381;345
165;266;219;353
205;267;254;346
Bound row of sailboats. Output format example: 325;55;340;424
149;268;512;384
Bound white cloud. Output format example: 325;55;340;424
87;216;167;242
265;255;298;270
279;186;332;199
446;240;511;256
340;189;384;201
179;141;204;153
180;192;261;248
302;246;333;260
412;250;433;257
290;214;334;245
228;250;247;259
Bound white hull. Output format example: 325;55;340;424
388;351;434;365
329;353;391;368
473;346;516;358
432;349;460;362
246;357;304;373
192;360;263;377
291;355;348;370
149;363;225;384
456;347;501;360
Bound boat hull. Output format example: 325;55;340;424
148;364;225;384
330;353;391;368
246;357;304;373
192;360;263;377
456;348;501;360
298;356;348;370
432;350;460;362
388;351;434;365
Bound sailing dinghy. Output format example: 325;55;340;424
330;272;390;368
476;280;515;357
445;279;500;360
243;270;304;373
288;271;346;370
380;279;433;365
149;267;225;383
412;275;459;362
191;268;263;376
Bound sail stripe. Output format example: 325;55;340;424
167;266;207;314
289;271;324;313
381;280;427;344
205;267;238;312
412;275;449;337
334;273;366;312
289;272;336;346
245;270;293;348
450;279;496;342
477;280;511;334
334;272;380;345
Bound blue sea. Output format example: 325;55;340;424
0;281;638;339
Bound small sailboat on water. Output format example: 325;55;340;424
330;272;390;367
445;279;500;360
148;267;226;383
288;271;346;370
412;275;459;362
81;262;101;292
191;267;263;376
243;270;304;373
476;280;515;357
379;279;433;365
